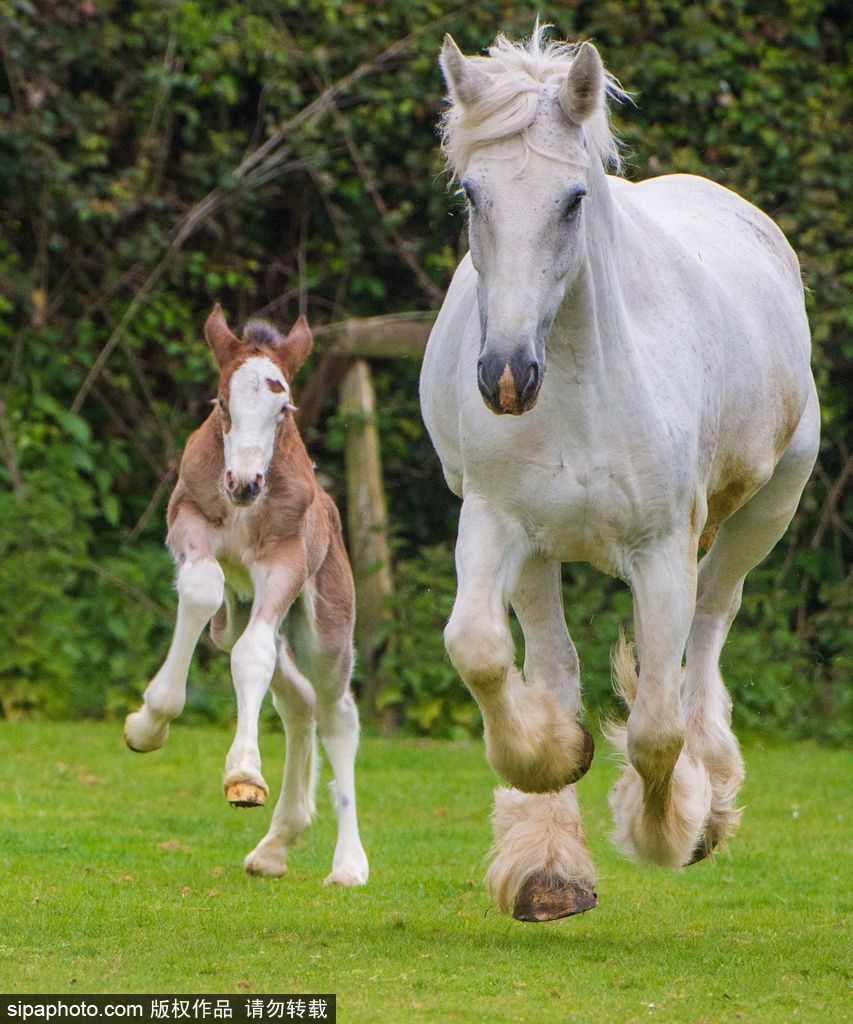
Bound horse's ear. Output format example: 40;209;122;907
559;42;604;124
440;34;490;106
205;304;242;367
277;315;313;380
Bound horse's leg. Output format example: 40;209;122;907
244;644;317;877
445;497;591;793
309;542;368;887
487;557;597;921
124;513;223;753
210;589;250;653
683;391;820;861
608;536;712;868
223;555;306;807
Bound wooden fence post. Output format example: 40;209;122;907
339;359;393;714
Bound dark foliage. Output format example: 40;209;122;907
0;0;849;739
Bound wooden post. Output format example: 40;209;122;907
339;359;393;713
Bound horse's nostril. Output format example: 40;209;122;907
254;473;265;490
521;362;540;405
224;471;236;492
477;360;488;393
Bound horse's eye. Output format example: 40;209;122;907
461;179;477;210
563;188;587;218
218;397;229;418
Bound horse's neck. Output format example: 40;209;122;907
554;165;640;390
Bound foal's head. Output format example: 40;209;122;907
204;305;312;507
440;28;625;415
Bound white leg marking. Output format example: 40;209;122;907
125;559;224;752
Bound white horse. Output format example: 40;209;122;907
420;28;819;921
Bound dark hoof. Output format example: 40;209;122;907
686;830;718;865
513;875;598;922
565;725;595;786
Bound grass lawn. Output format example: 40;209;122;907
0;722;849;1022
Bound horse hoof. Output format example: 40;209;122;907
225;782;267;807
565;725;595;785
512;874;598;922
686;831;718;866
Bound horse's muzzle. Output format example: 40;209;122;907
224;470;265;507
477;351;542;415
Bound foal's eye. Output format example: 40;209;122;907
562;188;587;218
218;397;229;418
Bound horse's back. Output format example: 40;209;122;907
613;173;809;358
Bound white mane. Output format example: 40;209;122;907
440;25;627;179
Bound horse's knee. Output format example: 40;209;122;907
316;690;359;740
177;559;224;620
444;609;511;691
231;625;277;687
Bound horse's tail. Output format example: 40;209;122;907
611;628;638;709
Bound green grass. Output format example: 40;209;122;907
0;723;849;1022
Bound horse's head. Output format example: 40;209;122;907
440;32;618;415
204;305;312;507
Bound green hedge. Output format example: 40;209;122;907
0;0;849;739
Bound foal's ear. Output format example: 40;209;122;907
559;42;605;124
440;34;490;107
277;315;313;381
204;304;242;367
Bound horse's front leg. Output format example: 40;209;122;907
487;556;597;921
609;537;713;867
223;556;306;807
125;511;223;753
444;498;589;793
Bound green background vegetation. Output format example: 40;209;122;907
0;0;849;738
0;723;849;1018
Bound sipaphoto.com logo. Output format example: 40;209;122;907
1;1000;142;1020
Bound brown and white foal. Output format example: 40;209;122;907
125;305;368;887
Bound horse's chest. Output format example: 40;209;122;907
464;436;673;575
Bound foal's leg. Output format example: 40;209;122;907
608;536;713;868
223;555;306;807
683;394;819;860
244;644;317;877
487;557;597;921
444;497;590;793
310;543;368;887
125;513;223;752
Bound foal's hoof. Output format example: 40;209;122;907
512;874;598;922
225;782;267;807
124;710;169;753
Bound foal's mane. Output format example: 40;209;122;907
242;320;281;349
440;25;628;180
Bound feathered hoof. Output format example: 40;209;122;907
686;829;718;866
567;725;595;784
225;782;267;807
513;874;597;922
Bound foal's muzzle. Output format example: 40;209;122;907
224;470;265;507
477;350;542;415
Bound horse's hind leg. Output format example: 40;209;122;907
683;390;820;861
244;645;317;877
310;541;368;887
487;557;596;921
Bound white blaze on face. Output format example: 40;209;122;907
223;355;291;492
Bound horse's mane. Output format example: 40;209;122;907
440;25;628;180
241;320;281;349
